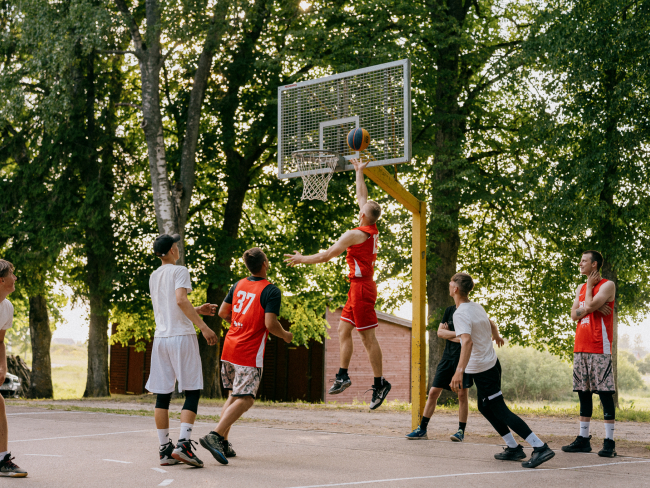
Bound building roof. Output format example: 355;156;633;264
375;311;412;329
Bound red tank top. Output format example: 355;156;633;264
574;279;615;354
221;278;271;368
346;224;378;281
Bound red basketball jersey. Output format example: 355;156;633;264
221;278;271;368
346;224;379;281
574;279;615;354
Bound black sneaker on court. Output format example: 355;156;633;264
369;379;392;410
0;453;27;478
494;444;526;461
598;438;617;458
159;440;180;466
172;439;204;468
561;435;592;453
521;444;555;468
199;433;229;465
328;376;352;395
222;439;237;458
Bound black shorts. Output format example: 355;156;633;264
431;357;460;391
462;359;502;406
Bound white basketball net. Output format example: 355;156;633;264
292;150;339;201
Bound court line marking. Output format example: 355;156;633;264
159;480;174;486
103;459;132;464
286;459;650;487
151;467;167;473
9;429;166;443
23;454;63;457
7;412;76;416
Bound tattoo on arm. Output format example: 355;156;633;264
576;308;585;318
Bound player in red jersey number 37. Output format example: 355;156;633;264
285;158;391;410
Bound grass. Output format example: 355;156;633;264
21;344;88;399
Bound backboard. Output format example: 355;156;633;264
277;59;411;179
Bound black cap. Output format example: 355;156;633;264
153;234;181;256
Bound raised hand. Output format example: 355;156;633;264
284;251;303;267
350;158;369;172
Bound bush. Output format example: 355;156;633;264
617;356;645;391
637;355;650;375
619;350;637;365
497;345;573;402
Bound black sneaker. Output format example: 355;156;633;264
0;453;27;478
521;444;555;468
598;438;617;458
172;439;204;468
369;379;391;410
159;440;180;466
494;444;526;461
561;435;592;453
199;433;229;465
222;439;237;458
328;376;352;395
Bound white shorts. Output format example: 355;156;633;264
145;334;203;393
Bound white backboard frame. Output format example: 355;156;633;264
278;59;411;179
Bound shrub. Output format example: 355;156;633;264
617;356;645;391
637;355;650;375
496;345;573;402
619;350;637;365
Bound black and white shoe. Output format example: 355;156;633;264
0;454;27;478
159;440;180;466
369;379;391;410
328;376;352;395
494;444;526;461
598;439;616;458
172;439;204;468
222;439;237;458
521;444;555;468
562;435;592;453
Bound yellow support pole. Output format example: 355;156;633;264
411;201;427;429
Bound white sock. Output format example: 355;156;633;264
580;421;590;438
502;432;518;448
180;423;193;441
0;451;8;460
525;432;544;448
157;428;170;446
605;423;615;440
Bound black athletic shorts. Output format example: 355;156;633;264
431;357;460;391
462;359;503;406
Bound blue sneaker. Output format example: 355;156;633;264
405;426;428;440
450;429;464;442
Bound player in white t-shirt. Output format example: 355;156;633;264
448;272;555;469
146;234;218;468
0;260;27;477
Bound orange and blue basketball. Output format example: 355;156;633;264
347;128;370;151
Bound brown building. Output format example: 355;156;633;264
109;308;412;403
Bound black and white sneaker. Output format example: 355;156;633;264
598;438;616;458
562;435;592;453
521;444;555;468
494;444;526;461
222;439;237;458
369;379;391;410
172;439;204;468
159;440;180;466
0;453;27;478
328;376;352;395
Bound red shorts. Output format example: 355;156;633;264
340;280;378;331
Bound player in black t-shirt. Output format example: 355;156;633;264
405;305;469;441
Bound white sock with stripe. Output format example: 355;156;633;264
605;423;615;440
580;421;590;438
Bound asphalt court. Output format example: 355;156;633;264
5;406;650;487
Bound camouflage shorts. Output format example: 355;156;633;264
573;353;615;393
221;361;263;397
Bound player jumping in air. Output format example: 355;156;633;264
284;159;391;410
563;250;617;457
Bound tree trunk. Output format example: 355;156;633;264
84;293;110;397
199;283;225;398
27;295;53;399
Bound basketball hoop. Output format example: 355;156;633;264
292;149;340;201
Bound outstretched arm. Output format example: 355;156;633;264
284;229;367;266
351;158;369;210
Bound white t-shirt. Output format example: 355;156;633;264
0;299;13;331
454;301;497;374
149;265;195;338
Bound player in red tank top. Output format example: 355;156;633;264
565;250;617;458
285;159;392;410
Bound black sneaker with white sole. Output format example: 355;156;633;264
172;439;204;468
159;440;180;466
369;379;391;410
521;444;555;468
222;439;237;458
494;444;526;461
329;376;352;395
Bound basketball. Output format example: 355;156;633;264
347;128;370;151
